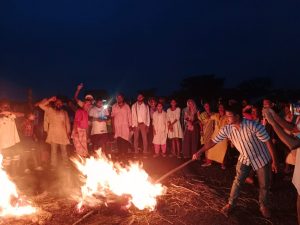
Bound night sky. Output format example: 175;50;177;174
1;1;300;100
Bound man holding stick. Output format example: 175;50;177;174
192;103;278;218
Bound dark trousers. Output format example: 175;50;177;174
117;137;131;155
91;133;109;152
182;128;199;158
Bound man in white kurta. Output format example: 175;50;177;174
111;94;132;155
38;97;70;169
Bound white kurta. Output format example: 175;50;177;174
152;111;168;145
0;114;20;149
111;103;132;141
166;107;183;139
44;108;70;145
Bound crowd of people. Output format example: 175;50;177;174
0;83;299;223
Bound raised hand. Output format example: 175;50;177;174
77;83;84;90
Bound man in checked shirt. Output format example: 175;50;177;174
193;103;278;218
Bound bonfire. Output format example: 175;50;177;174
72;150;166;212
0;154;36;217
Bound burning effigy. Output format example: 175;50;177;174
72;150;166;212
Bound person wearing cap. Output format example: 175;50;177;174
74;83;94;110
74;83;95;150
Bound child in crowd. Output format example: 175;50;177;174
152;103;168;157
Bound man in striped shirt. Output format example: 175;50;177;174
193;103;278;218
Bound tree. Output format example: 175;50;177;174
173;74;225;106
236;77;272;100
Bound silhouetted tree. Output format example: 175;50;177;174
173;74;225;106
236;77;272;100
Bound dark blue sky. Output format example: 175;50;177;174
1;0;300;100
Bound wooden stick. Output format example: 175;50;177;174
155;159;194;183
72;210;95;225
170;183;200;196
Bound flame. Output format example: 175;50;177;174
72;150;166;211
0;154;36;217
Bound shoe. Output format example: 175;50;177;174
260;205;271;218
201;162;212;167
153;154;160;158
24;168;31;174
162;154;167;158
221;204;234;217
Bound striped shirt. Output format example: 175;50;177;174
212;119;271;170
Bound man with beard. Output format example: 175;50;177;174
111;93;132;158
37;96;71;170
131;93;150;157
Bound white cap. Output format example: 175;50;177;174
85;94;94;100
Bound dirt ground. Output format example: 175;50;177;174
1;155;298;225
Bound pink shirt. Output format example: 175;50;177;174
74;109;89;129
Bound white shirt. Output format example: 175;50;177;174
131;102;150;127
89;106;109;135
0;114;20;149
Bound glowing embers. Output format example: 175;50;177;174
0;154;36;217
72;150;166;211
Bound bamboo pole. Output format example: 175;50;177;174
155;159;194;183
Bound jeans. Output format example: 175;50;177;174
228;161;271;208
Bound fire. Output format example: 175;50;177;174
0;154;36;217
72;150;166;211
